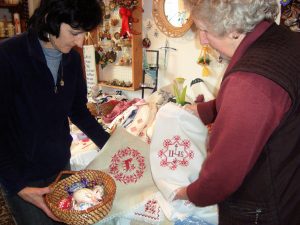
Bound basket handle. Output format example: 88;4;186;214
52;170;77;185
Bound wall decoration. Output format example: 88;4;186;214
93;0;143;89
197;45;211;76
281;0;300;32
83;34;98;93
113;0;141;37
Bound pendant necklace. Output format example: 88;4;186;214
60;60;64;86
54;60;64;93
48;33;64;93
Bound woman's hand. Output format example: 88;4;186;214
183;104;200;118
173;187;189;201
18;187;62;222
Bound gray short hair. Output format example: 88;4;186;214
184;0;279;36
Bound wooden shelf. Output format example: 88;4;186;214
99;82;140;91
0;2;26;35
82;0;143;92
0;3;20;8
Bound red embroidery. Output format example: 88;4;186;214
158;135;194;170
109;147;146;184
134;199;161;221
130;127;137;132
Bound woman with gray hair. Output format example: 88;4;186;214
176;0;300;224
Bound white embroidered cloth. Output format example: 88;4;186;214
150;102;218;224
87;128;166;224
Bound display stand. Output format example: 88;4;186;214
141;50;159;98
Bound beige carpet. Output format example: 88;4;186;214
0;189;16;225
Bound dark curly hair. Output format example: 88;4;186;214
28;0;103;41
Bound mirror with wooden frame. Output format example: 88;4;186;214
152;0;193;38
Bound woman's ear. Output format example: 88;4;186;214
230;31;240;39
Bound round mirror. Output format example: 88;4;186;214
164;0;190;27
152;0;193;38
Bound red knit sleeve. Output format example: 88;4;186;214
187;72;291;206
197;99;217;125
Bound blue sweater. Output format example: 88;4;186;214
0;29;110;194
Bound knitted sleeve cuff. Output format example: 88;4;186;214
196;100;217;125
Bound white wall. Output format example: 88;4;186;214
113;0;227;100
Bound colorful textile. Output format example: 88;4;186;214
102;98;140;123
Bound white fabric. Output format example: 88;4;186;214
190;80;215;102
126;102;151;136
150;102;218;224
70;126;100;171
87;128;164;225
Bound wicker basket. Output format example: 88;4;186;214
45;170;116;225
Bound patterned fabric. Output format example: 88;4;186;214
87;128;163;224
175;216;214;225
150;102;218;224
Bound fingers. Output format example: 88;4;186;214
38;187;52;195
173;187;188;201
40;202;62;222
18;187;62;222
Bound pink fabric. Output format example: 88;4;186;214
102;98;140;123
186;21;292;206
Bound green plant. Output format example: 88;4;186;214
173;77;187;106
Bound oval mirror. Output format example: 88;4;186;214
152;0;193;38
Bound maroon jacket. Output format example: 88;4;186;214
187;21;300;224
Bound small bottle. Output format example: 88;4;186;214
0;21;5;38
13;13;21;34
7;22;14;37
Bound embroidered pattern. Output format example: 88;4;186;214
134;199;161;221
158;135;194;170
109;147;146;184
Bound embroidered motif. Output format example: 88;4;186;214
158;135;194;170
134;199;161;221
130;127;137;132
109;147;146;184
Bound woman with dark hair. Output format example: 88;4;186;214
0;0;109;224
175;0;300;225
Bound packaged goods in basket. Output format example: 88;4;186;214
45;170;116;225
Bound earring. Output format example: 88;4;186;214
46;33;50;41
233;34;239;39
218;55;223;63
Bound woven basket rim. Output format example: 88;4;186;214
45;169;116;218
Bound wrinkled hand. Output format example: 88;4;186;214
173;187;189;201
18;187;62;222
183;104;199;118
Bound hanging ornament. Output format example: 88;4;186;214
110;18;120;27
197;44;211;76
109;0;117;10
142;34;151;48
104;6;111;19
153;29;159;38
145;19;153;31
119;7;132;37
116;0;142;37
106;50;117;63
